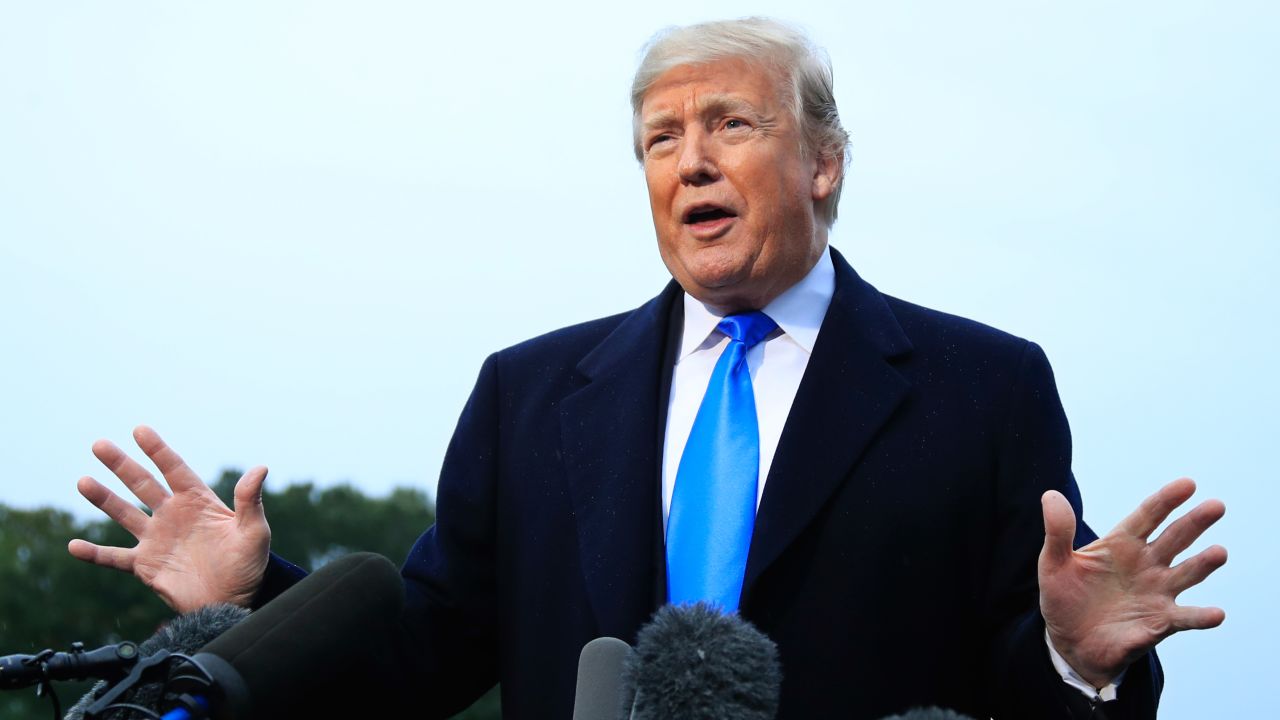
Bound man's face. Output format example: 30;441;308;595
640;58;839;312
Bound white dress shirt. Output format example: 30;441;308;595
659;245;1122;702
661;248;835;524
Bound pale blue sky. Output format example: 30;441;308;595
1;1;1275;715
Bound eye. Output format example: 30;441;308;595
647;133;674;151
723;118;749;131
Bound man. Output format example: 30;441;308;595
69;18;1226;719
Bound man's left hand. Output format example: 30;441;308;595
1039;477;1227;689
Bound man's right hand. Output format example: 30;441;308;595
67;425;271;613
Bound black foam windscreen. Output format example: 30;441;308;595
183;552;406;720
64;604;250;720
572;637;631;720
621;602;781;720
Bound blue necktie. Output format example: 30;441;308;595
667;311;778;612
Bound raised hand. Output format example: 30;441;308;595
1039;478;1227;688
67;425;272;613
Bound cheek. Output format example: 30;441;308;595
763;163;816;217
746;166;818;260
644;177;679;226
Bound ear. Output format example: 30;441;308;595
810;150;843;203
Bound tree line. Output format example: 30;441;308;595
0;471;500;719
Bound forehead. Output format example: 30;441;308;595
640;58;786;119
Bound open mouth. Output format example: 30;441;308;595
683;205;737;225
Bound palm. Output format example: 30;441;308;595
134;486;269;610
1038;479;1226;688
69;426;271;613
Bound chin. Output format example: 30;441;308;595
687;266;751;295
684;276;763;313
687;247;756;284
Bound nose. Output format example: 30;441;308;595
676;130;720;186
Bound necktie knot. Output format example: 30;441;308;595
718;311;777;350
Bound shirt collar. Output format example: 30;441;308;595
678;246;836;358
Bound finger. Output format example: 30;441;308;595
1169;544;1228;595
1039;490;1077;570
234;466;269;531
66;539;136;574
134;425;206;494
1170;604;1226;632
1115;477;1197;540
92;438;171;509
77;476;151;538
1151;499;1226;565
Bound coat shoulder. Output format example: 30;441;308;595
493;310;631;368
488;282;679;384
884;294;1034;361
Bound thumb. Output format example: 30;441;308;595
1040;490;1077;571
234;465;269;530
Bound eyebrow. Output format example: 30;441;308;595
641;110;680;135
698;94;760;120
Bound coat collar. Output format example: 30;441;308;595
743;247;913;598
559;280;681;640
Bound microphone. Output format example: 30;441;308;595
572;637;631;720
621;602;781;720
169;551;406;720
63;604;250;720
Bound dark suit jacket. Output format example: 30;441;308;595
259;248;1161;719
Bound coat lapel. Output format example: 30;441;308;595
743;248;914;595
559;282;681;640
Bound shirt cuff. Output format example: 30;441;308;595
1044;629;1126;702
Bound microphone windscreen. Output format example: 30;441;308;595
189;551;406;720
572;637;631;720
622;602;781;720
64;604;250;720
138;604;252;657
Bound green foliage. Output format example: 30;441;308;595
0;474;500;719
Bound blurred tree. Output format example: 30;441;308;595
0;473;501;719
